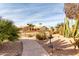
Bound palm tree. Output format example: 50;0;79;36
27;24;35;27
27;24;35;31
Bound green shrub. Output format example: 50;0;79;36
36;32;47;40
28;34;34;37
0;19;19;45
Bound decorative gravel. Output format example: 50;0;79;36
37;34;79;56
0;40;23;56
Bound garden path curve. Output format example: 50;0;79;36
21;39;49;56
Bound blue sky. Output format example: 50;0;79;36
0;3;65;27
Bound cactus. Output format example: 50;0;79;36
64;18;79;38
64;17;70;37
64;3;79;49
72;19;79;40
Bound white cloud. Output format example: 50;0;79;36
0;3;64;27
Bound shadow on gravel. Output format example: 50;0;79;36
36;38;79;56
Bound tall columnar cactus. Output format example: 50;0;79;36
64;18;79;38
64;17;70;37
72;19;79;38
64;3;79;38
64;3;79;49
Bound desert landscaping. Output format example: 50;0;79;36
0;3;79;56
